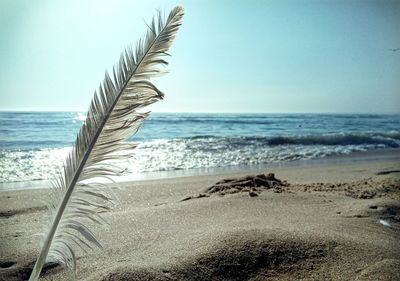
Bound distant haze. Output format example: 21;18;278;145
0;0;399;113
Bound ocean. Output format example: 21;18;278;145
0;112;399;187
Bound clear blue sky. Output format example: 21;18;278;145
0;0;399;113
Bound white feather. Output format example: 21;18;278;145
28;6;184;280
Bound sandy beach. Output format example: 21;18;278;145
1;152;399;281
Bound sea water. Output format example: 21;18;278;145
0;112;399;186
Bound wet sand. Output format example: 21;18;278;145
0;154;399;280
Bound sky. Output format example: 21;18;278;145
0;0;399;113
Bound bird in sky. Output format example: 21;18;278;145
388;47;400;52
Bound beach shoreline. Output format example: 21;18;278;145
1;147;399;192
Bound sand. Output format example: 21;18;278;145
0;153;399;280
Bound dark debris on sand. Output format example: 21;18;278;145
205;173;289;196
180;173;289;202
380;205;400;223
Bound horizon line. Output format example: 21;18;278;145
0;109;399;115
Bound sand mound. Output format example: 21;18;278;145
171;231;333;281
91;230;335;281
